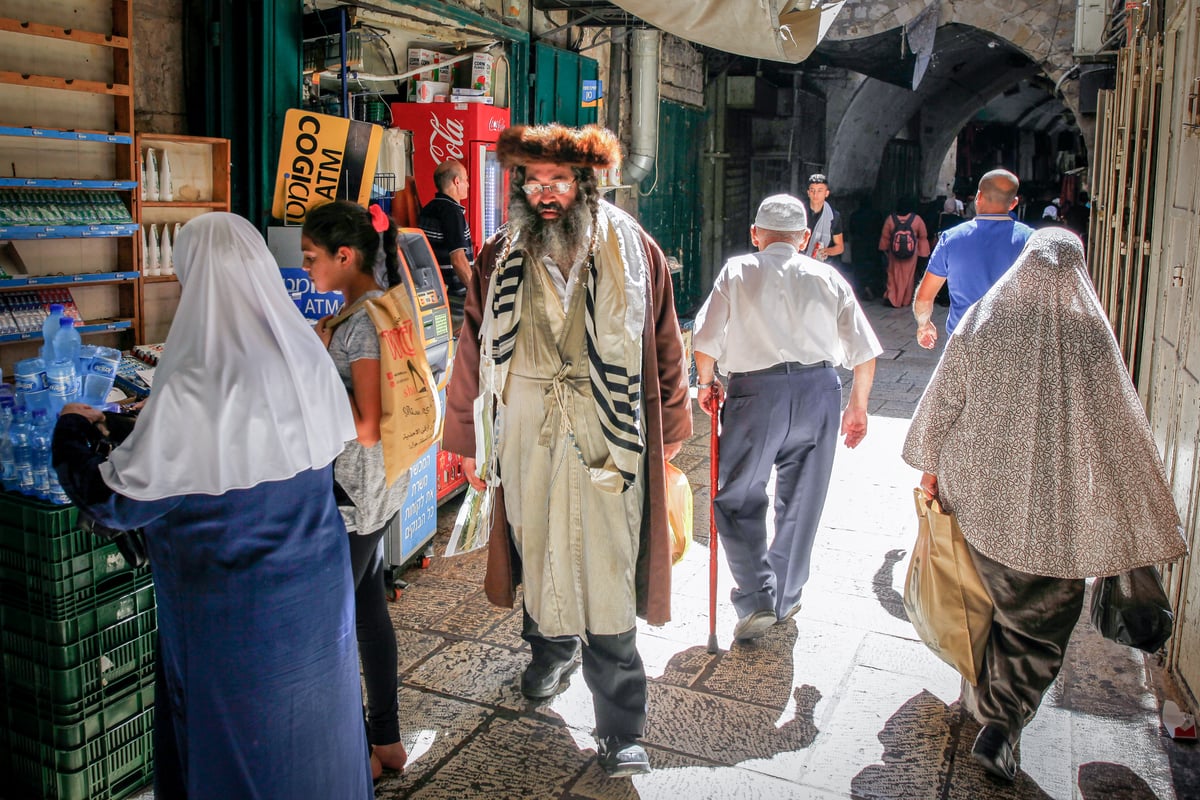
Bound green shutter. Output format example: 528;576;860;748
637;101;707;312
531;43;598;127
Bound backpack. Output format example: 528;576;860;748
329;285;442;486
890;213;917;259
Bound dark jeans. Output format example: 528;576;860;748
522;608;647;738
348;516;400;745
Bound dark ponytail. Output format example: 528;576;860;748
302;200;402;288
379;223;401;288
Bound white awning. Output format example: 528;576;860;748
608;0;846;63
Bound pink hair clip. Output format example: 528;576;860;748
368;204;389;233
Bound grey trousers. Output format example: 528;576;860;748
962;545;1086;740
714;366;841;619
523;608;647;738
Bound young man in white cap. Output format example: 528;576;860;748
692;194;882;641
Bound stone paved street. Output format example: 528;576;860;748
379;298;1200;799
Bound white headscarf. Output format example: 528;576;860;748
101;213;354;501
903;227;1186;578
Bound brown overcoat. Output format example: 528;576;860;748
443;222;693;625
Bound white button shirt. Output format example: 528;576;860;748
693;241;882;373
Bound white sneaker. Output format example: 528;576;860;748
733;609;777;641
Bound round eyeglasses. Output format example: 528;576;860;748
521;180;576;196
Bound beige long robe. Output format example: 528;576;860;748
444;223;692;625
499;259;645;637
903;228;1186;578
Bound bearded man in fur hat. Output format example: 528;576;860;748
444;124;692;777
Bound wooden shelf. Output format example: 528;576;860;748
0;271;140;290
140;200;226;209
0;0;139;376
0;16;131;49
143;274;178;284
0;126;133;144
0;71;131;97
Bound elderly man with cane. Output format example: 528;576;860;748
694;194;882;642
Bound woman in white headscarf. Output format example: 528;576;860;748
903;227;1186;782
52;213;372;799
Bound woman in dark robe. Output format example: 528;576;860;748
52;213;373;799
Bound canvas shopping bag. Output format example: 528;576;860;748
331;287;442;486
665;462;693;565
902;489;994;684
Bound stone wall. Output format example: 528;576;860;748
133;0;186;134
660;34;705;108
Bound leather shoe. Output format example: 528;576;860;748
597;736;651;777
972;724;1017;781
520;643;580;700
733;609;777;641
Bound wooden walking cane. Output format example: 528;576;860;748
707;385;721;654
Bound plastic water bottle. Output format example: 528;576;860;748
11;407;33;496
55;316;82;373
13;357;46;395
30;408;50;499
41;303;64;362
46;360;78;415
78;344;97;377
82;346;121;407
0;384;15;490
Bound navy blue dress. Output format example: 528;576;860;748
53;415;372;799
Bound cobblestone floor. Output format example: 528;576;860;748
373;298;1200;799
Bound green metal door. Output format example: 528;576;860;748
533;43;598;126
637;101;706;312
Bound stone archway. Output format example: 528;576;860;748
822;0;1083;198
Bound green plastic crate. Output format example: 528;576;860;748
1;583;155;646
0;493;79;537
3;616;156;706
6;680;154;752
6;707;153;800
0;564;153;621
0;522;98;565
0;537;133;594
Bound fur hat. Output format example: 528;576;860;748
496;124;621;170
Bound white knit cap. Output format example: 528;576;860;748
754;194;808;232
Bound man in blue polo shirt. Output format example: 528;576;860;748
913;169;1034;349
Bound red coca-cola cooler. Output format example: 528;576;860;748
391;102;511;250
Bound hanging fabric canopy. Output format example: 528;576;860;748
608;0;846;63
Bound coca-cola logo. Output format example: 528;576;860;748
428;113;465;164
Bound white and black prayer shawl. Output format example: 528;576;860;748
474;200;648;493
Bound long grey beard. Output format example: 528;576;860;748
508;196;593;269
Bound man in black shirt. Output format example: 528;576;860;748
418;159;473;295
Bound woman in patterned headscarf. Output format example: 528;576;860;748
902;227;1186;782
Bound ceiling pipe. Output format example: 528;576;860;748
624;28;661;185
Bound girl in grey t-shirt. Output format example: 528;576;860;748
302;200;411;780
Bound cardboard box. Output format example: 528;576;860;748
414;81;451;103
407;48;452;100
468;53;494;96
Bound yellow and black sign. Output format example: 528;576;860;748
272;109;383;225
